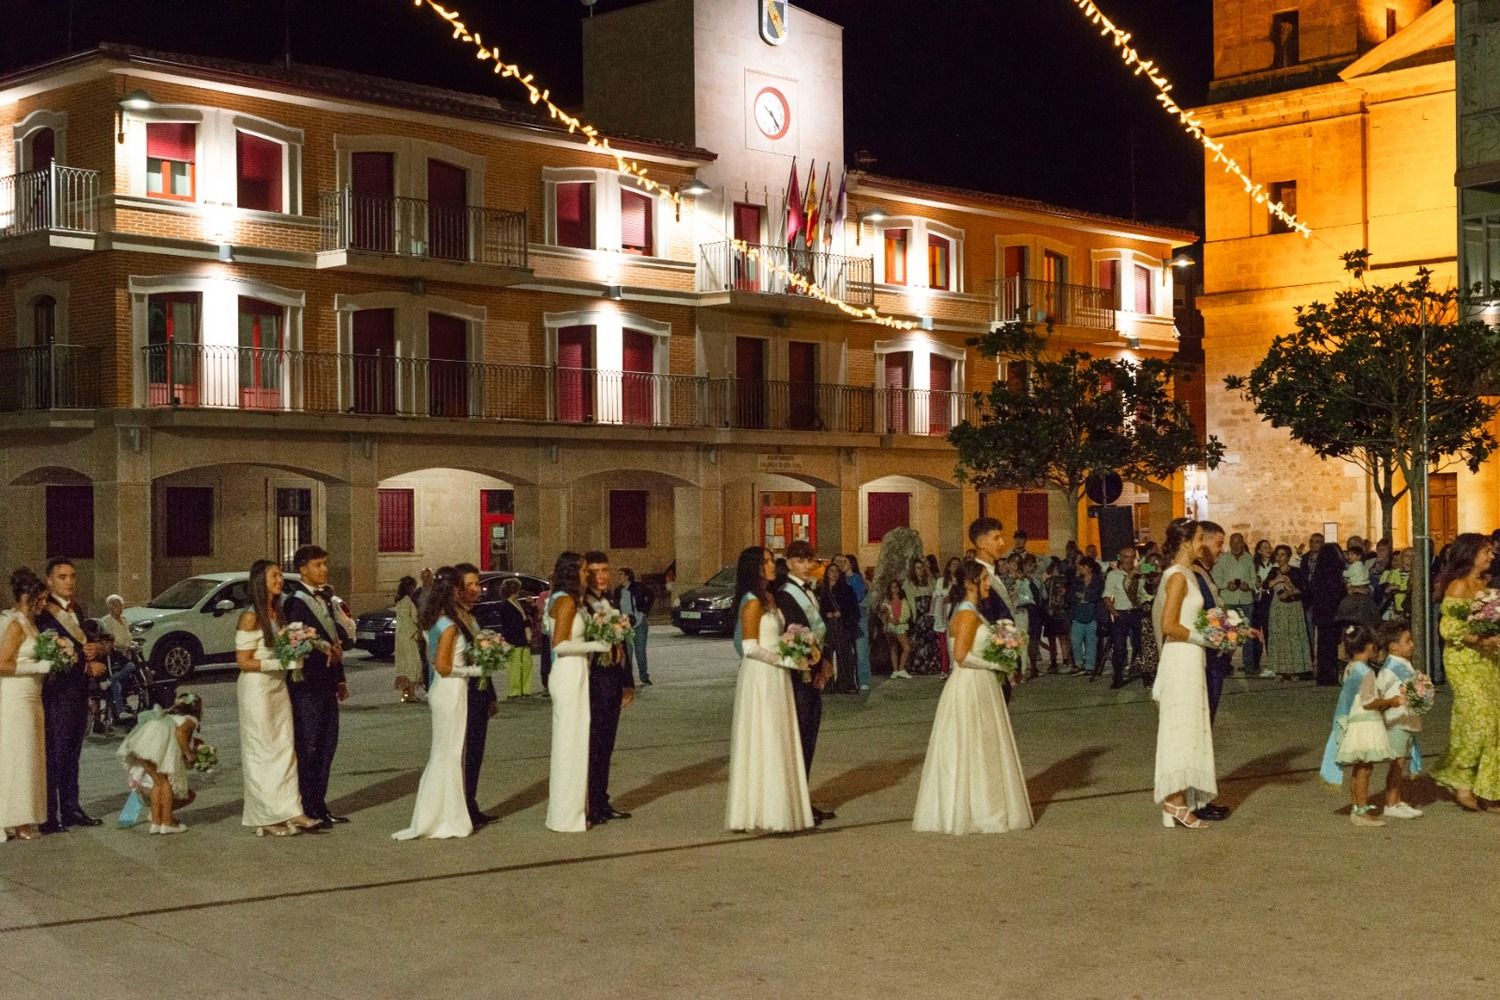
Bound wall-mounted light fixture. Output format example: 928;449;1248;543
674;178;711;220
1167;252;1196;269
117;89;155;143
217;243;235;263
855;207;888;246
605;283;624;301
918;315;934;331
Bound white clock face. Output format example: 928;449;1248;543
753;86;791;141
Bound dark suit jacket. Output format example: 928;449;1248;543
37;598;89;699
773;577;817;631
585;590;634;690
280;582;349;691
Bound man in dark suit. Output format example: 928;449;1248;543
584;550;634;825
969;517;1015;701
37;557;104;832
453;562;497;828
1192;521;1232;823
774;539;835;824
281;544;350;828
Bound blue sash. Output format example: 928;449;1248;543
1319;661;1369;785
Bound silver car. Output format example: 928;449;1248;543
123;572;300;680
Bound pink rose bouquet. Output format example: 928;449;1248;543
981;619;1025;678
1194;607;1249;653
776;623;819;673
274;622;322;682
33;630;77;674
467;629;513;691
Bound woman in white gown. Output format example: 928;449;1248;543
546;552;609;833
394;567;479;840
725;546;815;833
1151;518;1217;829
913;560;1034;835
235;559;319;838
0;569;53;841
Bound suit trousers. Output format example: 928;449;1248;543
43;682;87;821
587;665;625;814
288;684;340;817
1110;610;1144;683
1205;651;1231;722
464;683;494;816
791;672;822;776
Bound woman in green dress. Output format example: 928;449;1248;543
1431;533;1500;812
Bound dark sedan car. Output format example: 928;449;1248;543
354;571;549;658
671;566;736;635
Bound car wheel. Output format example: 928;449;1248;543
152;636;199;681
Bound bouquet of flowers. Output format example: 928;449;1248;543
981;619;1026;679
777;623;820;673
1463;589;1500;638
467;629;513;691
1194;607;1250;653
274;622;322;683
584;607;636;648
192;741;219;774
32;630;77;674
1401;672;1437;716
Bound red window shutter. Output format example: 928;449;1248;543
236;131;283;213
45;485;94;559
1134;264;1152;314
556;182;593;249
351;151;394;196
885;353;909;390
866;492;911;544
1098;259;1118;291
1003;245;1027;279
555;325;594;422
733;202;762;242
428;314;466;361
927;355;954;434
621;329;654;373
609;490;649;549
426;160;466;207
163;487;214;557
884;229;908;284
621;329;655;426
929;356;953;393
146;122;196;162
30;128;56;169
620;189;653;254
928;235;950;290
377;489;415;552
1017;492;1050;541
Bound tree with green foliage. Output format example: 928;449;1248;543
949;320;1223;540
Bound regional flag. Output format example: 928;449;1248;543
820;163;834;247
785;157;802;246
832;170;848;243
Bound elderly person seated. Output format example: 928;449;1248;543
98;594;144;726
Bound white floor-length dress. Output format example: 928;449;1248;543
0;611;48;829
235;628;306;827
1151;565;1217;804
394;626;473;840
913;604;1033;835
546;605;605;832
725;603;814;833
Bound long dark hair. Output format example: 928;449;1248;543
418;565;460;633
9;567;46;605
948;559;986;614
1163;517;1199;560
1313;543;1345;587
395;575;418;603
551;552;585;604
248;559;281;648
1433;532;1491;600
735;546;772;610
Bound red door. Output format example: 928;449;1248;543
555;326;594;423
238;297;285;410
884;352;911;434
351;308;397;414
426;159;467;261
350;151;395;252
760;491;816;554
621;329;655;425
147;293;201;406
1003;245;1029;320
427;313;467;417
735;336;766;429
928;355;954;435
732;203;763;290
480;489;515;572
788;341;817;430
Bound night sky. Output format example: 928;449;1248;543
1;0;1212;230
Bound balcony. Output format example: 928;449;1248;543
317;189;529;283
0;166;100;264
135;346;963;438
698;241;875;312
0;345;100;412
992;276;1116;333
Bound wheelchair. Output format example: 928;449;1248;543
89;646;166;735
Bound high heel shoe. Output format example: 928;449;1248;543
255;824;298;837
1161;803;1206;829
11;826;41;841
288;815;321;830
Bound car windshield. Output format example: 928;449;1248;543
146;577;222;610
705;567;736;588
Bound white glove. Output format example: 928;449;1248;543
743;637;800;671
960;651;998;672
14;656;50;676
447;664;481;678
257;654;288;672
554;638;609;657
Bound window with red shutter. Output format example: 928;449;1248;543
377;489;415;552
928;355;954;434
1133;264;1153;314
1098;259;1120;309
162;487;213;557
236;131;283;212
884;352;911;434
427;313;468;417
46;485;94;559
866;492;911;544
620;189;653;255
146;122;196;201
609;490;649;549
1016;492;1050;541
927;235;951;290
427;159;468;260
556;182;593;249
621;329;655;425
884;229;908;284
555;326;594;423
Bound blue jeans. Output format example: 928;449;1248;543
1070;620;1098;672
632;624;650;684
855;625;872;689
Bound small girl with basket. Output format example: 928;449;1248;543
117;691;208;834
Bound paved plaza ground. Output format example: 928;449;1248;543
2;628;1498;999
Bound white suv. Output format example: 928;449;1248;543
123;572;299;680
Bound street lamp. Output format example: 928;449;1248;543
1168;253;1196;269
117;89;155;143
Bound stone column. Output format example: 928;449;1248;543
93;425;154;603
815;486;848;557
937;487;967;561
673;485;723;584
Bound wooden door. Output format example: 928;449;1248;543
788;341;817;430
1430;473;1459;550
350;151;395;252
735;336;766;429
732;203;763;290
555;326;594;423
351;308;397;414
427;313;468;416
426;159;467;260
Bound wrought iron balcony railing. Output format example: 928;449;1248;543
0;345;100;411
0;165;100;237
698;241;875;308
992;276;1116;332
318;188;527;268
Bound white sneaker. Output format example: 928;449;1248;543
148;824;161;834
156;822;188;835
1258;669;1276;679
891;670;912;679
1384;802;1423;819
1349;809;1386;828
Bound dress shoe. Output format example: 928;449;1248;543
587;811;610;826
323;813;351;824
64;810;103;828
1108;679;1126;690
812;807;836;824
468;813;491;829
39;820;69;835
640;679;653;686
603;807;632;821
1193;803;1231;822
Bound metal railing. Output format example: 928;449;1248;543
698;241;875;307
318;188;528;268
0;345;99;410
0;165;100;237
135;346;967;436
992;276;1116;332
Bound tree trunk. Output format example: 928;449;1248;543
1408;480;1433;675
1378;492;1395;543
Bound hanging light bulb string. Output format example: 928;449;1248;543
409;0;917;329
1071;0;1314;239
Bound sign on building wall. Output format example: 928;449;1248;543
758;453;803;475
760;0;788;46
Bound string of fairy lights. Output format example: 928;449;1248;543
1071;0;1314;239
408;0;919;329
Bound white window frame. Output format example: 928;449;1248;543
1088;248;1169;318
542;167;670;257
12;109;68;171
873;334;967;436
122;106;305;215
875;216;966;292
333;135;487;258
543;308;671;424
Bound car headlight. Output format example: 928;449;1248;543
129;621;154;635
710;595;733;610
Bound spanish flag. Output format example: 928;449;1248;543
802;161;819;250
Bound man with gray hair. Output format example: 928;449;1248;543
1212;532;1263;676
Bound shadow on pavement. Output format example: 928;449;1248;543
1214;748;1311;812
614;755;728;812
486;778;550;821
327;768;422;817
1027;745;1108;820
812;754;924;810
